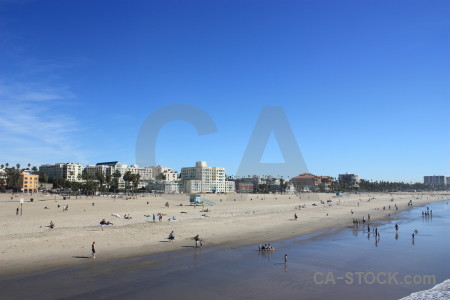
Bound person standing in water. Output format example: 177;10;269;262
91;242;96;258
284;254;288;263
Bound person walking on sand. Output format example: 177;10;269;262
294;213;298;221
91;242;96;258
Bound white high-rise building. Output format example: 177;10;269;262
151;165;178;181
39;163;84;182
128;165;153;180
84;162;128;189
181;161;235;193
424;175;448;185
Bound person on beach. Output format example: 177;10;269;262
294;213;298;221
169;231;175;241
395;224;399;231
91;242;96;258
16;207;19;215
49;221;55;229
152;214;156;222
194;235;201;247
284;254;288;263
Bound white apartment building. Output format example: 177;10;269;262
181;161;235;193
151;165;178;181
424;175;448;185
84;162;128;189
39;163;84;182
147;180;181;193
127;165;153;189
128;165;153;180
84;165;110;177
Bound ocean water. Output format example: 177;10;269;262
0;200;449;300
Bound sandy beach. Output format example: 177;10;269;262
0;191;448;277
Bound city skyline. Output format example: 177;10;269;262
0;1;449;183
2;159;448;184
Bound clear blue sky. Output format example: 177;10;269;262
0;0;449;182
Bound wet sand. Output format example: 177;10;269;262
0;199;449;300
0;192;448;277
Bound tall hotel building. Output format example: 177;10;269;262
424;175;448;185
181;161;235;193
39;163;84;182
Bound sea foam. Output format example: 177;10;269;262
399;279;450;300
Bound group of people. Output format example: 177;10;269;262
258;244;275;251
422;207;432;217
100;219;113;225
165;232;204;248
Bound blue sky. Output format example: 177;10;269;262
0;0;449;182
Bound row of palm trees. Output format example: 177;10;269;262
1;162;33;170
52;170;142;195
358;179;448;192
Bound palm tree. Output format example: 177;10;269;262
5;163;9;168
28;163;31;169
95;171;106;194
1;164;4;169
112;170;122;193
16;163;20;170
105;175;112;193
123;171;133;194
132;173;141;192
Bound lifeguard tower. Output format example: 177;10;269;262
189;194;215;206
190;194;203;204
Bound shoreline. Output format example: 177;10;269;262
1;191;448;277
